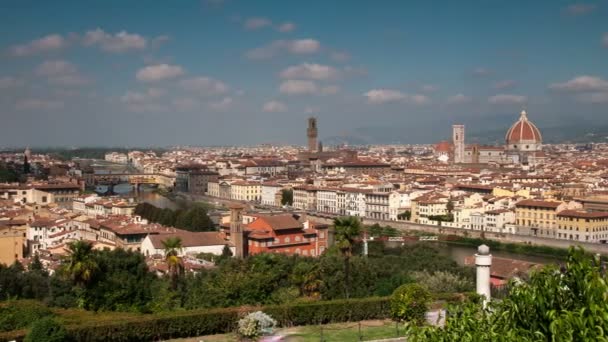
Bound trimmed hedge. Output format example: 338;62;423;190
0;295;468;341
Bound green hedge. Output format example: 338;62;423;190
0;295;467;341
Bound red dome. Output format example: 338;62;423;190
435;140;452;153
505;110;542;144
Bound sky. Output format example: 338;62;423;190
1;0;607;147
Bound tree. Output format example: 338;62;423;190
398;210;411;221
162;237;184;290
24;317;67;342
408;247;608;341
333;216;362;299
280;189;293;206
446;199;454;214
63;240;98;287
390;283;431;325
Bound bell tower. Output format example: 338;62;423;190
307;117;318;152
229;204;245;258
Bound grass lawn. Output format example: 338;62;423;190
167;320;405;342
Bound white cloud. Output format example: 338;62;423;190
364;89;405;104
244;17;272;30
121;89;166;112
136;64;184;82
289;39;320;53
447;94;472;104
549;75;608;92
488;94;527;104
494;80;517;89
246;39;321;59
263;100;287;113
280;80;318;95
408;94;431;105
179;76;229;95
172;98;200;111
564;3;596;15
277;22;296;32
15;99;64;111
364;89;429;105
0;77;25;89
83;28;147;52
36;60;90;86
9;34;66;56
121;88;165;104
209;97;233;110
280;63;338;80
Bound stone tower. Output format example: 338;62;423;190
229;204;245;258
453;124;465;163
307;117;318;152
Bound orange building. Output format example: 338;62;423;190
239;214;330;257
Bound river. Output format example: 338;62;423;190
95;183;180;210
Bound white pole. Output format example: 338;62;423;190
475;244;492;306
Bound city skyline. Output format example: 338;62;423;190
1;0;608;146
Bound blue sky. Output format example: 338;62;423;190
1;0;607;147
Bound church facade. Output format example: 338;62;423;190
435;110;545;166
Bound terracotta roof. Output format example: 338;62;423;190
557;210;608;219
250;214;303;231
515;199;562;209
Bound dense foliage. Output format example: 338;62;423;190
134;202;215;231
408;247;608;341
280;188;293;206
24;317;67;342
0;300;53;332
390;284;431;325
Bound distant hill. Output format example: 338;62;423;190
336;123;608;145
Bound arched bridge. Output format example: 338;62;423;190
86;173;175;188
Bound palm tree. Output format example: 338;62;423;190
162;237;184;290
333;216;362;299
64;240;98;287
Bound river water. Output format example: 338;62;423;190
96;183;180;210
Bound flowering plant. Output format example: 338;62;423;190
237;311;277;340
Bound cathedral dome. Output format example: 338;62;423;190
505;110;542;144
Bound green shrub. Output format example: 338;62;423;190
390;284;431;325
24;317;67;342
1;296;487;341
412;271;474;293
0;300;53;332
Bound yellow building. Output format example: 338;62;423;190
492;187;530;198
556;210;608;243
0;227;25;265
515;199;566;238
230;182;261;202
